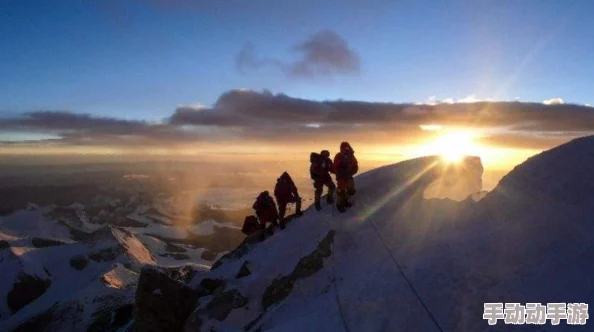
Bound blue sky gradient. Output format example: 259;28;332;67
2;0;593;122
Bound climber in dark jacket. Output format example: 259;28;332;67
310;150;336;211
274;172;302;228
252;191;279;234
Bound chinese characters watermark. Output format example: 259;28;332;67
484;303;588;325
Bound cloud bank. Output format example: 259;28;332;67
2;90;594;151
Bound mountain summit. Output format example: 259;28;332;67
139;136;594;331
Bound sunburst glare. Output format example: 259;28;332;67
418;130;481;163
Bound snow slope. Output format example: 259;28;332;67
182;137;594;332
180;155;483;331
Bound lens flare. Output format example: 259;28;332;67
418;130;480;163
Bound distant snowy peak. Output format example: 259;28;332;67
188;219;240;236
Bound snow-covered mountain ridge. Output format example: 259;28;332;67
0;194;242;331
136;136;594;332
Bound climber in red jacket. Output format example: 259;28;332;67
332;142;359;213
310;150;336;211
274;172;302;228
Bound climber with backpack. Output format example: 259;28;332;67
332;142;359;213
252;191;279;237
310;150;336;211
274;172;303;228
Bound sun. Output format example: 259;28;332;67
419;130;480;163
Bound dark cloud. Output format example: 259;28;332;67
237;30;361;79
1;111;150;134
169;89;594;133
3;91;594;150
0;111;201;147
166;90;594;150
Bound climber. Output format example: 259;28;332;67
274;171;302;228
252;191;279;236
310;150;336;211
332;142;359;213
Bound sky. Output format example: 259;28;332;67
1;0;594;173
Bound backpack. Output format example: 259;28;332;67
310;152;321;179
242;215;260;235
253;192;271;212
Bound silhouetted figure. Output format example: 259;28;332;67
252;191;279;237
274;172;302;228
241;215;261;235
332;142;358;213
310;150;336;211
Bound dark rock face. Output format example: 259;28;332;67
164;265;201;285
210;232;262;270
32;237;66;248
261;230;335;310
184;289;249;331
262;276;294;310
205;289;249;321
7;273;52;313
112;304;135;328
69;255;88;271
134;267;200;332
200;278;226;292
165;243;187;253
235;261;251;279
89;247;123;262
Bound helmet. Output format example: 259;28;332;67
340;142;353;153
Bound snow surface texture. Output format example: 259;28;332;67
184;156;480;331
185;137;594;332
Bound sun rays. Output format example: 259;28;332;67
418;130;481;163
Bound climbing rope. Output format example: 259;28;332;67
320;191;351;332
326;238;351;332
360;200;445;332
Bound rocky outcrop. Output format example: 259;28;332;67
134;267;200;332
184;289;249;331
204;289;248;321
210;231;264;270
7;273;52;313
163;264;202;285
69;255;88;271
235;261;251;279
262;230;334;310
200;278;226;293
89;247;124;262
31;237;66;248
262;276;294;310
